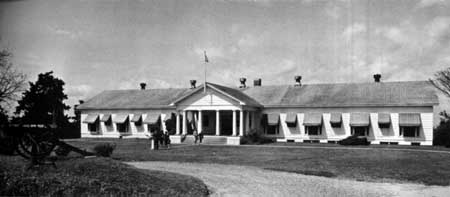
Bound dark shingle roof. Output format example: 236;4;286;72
78;81;438;110
77;88;195;110
241;81;438;107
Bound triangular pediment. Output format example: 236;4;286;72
172;86;241;107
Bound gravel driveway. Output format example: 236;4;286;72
128;161;450;197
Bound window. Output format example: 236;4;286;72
88;122;99;133
378;123;390;129
267;125;278;135
305;126;321;135
401;126;419;137
117;122;129;133
330;122;341;128
352;126;369;136
147;124;159;133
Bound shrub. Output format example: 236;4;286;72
0;137;16;155
338;135;370;146
433;111;450;147
240;132;274;145
93;143;116;157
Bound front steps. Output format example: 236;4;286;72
171;135;241;145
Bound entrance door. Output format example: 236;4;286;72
220;111;233;136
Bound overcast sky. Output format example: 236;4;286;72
1;0;450;114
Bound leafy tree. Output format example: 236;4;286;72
15;71;70;126
0;50;26;121
434;111;450;147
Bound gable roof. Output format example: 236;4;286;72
78;80;438;110
170;82;262;107
241;81;438;107
77;88;195;110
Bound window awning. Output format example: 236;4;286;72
285;113;297;124
113;114;129;123
399;113;421;126
267;113;280;126
143;113;160;125
162;113;172;121
83;114;99;123
330;113;342;124
100;114;111;122
350;113;370;127
303;113;323;126
378;113;391;124
131;114;142;122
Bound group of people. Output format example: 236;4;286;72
146;130;170;150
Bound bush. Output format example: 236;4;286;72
338;135;370;146
434;111;450;147
93;143;116;157
0;137;16;155
240;132;274;145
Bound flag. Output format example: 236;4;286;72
204;51;209;63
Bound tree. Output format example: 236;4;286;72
0;50;26;122
431;67;450;97
15;71;70;126
0;50;26;107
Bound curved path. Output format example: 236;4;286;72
128;161;450;197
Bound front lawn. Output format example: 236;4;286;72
70;138;450;186
0;155;209;196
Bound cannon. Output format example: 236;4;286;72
2;123;94;168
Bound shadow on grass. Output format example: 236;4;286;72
265;168;337;178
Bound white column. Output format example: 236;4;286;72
182;110;187;135
198;110;202;134
239;110;244;136
232;110;237;136
176;112;180;135
216;110;220;136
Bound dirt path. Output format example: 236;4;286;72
128;161;450;197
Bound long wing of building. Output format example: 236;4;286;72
77;76;438;146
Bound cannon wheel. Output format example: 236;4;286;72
15;126;58;160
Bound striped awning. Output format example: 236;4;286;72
83;114;99;123
350;113;370;126
330;113;342;124
285;113;297;124
113;114;129;123
267;113;280;126
303;113;323;126
100;114;111;122
378;113;391;124
162;113;172;121
399;113;421;126
131;114;142;122
143;113;160;124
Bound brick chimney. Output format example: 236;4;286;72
239;78;247;88
294;75;302;86
374;74;381;83
190;80;197;88
140;83;146;90
254;78;262;87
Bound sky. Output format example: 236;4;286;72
0;0;450;115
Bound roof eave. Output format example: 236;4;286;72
262;103;438;108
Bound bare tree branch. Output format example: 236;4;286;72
0;50;26;107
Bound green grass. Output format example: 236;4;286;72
0;155;209;196
69;138;450;186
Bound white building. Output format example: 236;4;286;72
77;75;439;146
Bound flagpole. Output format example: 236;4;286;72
204;51;207;93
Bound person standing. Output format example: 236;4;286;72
163;130;171;149
193;129;199;145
